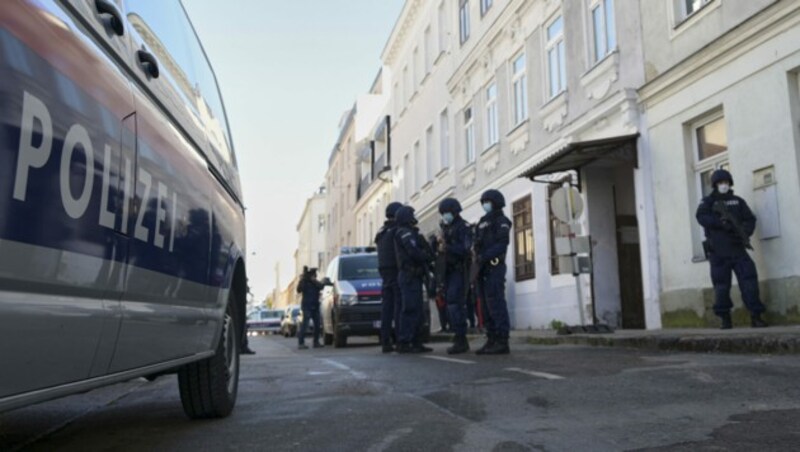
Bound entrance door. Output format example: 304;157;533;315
616;215;645;329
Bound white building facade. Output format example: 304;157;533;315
640;0;800;326
296;188;328;276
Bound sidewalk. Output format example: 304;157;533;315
431;326;800;354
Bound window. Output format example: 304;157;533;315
511;53;528;125
548;184;570;275
480;0;493;16
318;252;325;270
318;215;325;232
439;109;450;170
546;15;567;99
459;0;470;44
424;26;433;74
485;82;499;147
426;126;435;181
438;1;448;55
403;154;411;200
339;255;380;281
126;0;235;166
403;65;410;103
464;106;475;164
691;114;729;255
513;196;535;281
677;0;712;21
414;140;424;192
591;0;616;63
413;46;420;89
393;82;400;115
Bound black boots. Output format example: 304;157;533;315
447;335;470;355
751;314;768;328
476;336;509;355
720;313;769;329
475;336;495;355
397;343;432;354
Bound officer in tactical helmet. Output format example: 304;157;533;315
375;202;404;353
393;206;434;353
473;189;513;355
696;169;767;329
435;198;473;355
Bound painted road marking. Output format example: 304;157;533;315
505;367;565;380
423;355;476;365
321;358;367;379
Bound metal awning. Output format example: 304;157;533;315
518;134;640;180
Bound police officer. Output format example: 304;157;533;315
394;206;434;353
296;267;326;349
436;198;473;355
696;169;768;329
474;189;512;355
375;202;404;353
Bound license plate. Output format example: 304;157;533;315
373;320;381;328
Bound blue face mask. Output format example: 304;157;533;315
442;212;454;224
482;202;493;213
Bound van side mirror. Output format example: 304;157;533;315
322;277;333;286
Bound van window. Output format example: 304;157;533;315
125;0;235;168
339;255;379;281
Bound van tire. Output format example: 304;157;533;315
178;293;240;419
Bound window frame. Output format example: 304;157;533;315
480;0;493;17
511;52;529;126
439;108;450;171
485;81;499;148
424;25;433;75
414;140;424;192
425;125;435;182
690;112;729;259
590;0;617;63
546;14;567;99
512;195;535;281
459;0;471;44
677;0;713;23
438;1;448;56
464;105;476;165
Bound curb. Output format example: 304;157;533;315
525;334;800;354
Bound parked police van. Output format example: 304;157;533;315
0;0;247;419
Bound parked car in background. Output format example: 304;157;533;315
320;247;429;348
280;305;301;337
247;309;283;335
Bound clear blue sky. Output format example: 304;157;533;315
182;0;404;302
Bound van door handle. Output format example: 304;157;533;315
137;49;160;79
95;0;124;36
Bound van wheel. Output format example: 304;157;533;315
178;294;239;419
324;332;334;345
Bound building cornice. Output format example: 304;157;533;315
639;0;800;108
381;0;423;66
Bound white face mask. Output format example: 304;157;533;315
717;183;731;194
482;202;493;213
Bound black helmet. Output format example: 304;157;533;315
711;169;733;187
385;202;403;219
438;198;462;214
480;189;506;209
395;206;417;226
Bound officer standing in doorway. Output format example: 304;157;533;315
474;189;512;355
375;202;404;353
436;198;473;355
394;206;434;353
696;169;768;329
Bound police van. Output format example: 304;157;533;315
0;0;247;419
320;247;430;348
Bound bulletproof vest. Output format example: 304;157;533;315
375;221;398;270
475;211;509;254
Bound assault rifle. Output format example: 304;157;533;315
713;200;753;250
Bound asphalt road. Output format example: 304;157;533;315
3;335;800;451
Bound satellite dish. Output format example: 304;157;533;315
550;186;584;223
